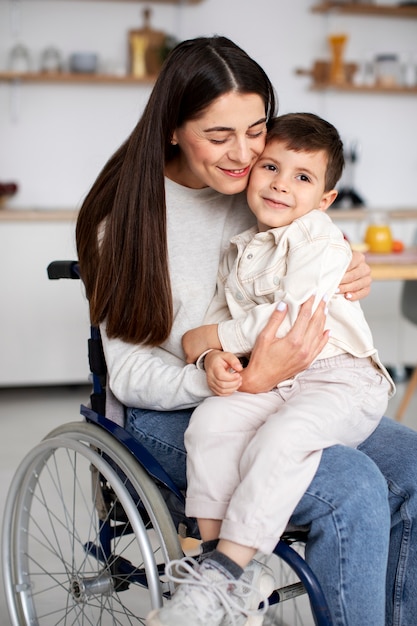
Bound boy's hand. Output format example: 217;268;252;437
204;350;243;396
182;324;222;363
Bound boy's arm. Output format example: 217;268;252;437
182;324;222;364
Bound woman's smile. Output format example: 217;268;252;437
218;165;252;178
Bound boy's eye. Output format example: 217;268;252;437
297;174;311;182
264;164;277;172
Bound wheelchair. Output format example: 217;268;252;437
2;261;333;626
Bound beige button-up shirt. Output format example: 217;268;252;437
205;210;393;391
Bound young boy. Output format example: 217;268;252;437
147;113;394;626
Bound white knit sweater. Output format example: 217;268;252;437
101;177;255;411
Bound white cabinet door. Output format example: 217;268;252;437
0;220;90;385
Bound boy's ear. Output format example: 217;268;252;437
318;189;338;212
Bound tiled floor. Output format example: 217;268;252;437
1;380;417;625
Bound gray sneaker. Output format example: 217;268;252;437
146;557;272;626
220;559;275;626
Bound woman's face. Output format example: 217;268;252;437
167;92;267;194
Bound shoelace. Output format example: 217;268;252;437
165;557;269;625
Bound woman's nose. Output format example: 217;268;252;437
228;137;252;163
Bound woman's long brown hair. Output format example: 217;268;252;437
76;36;276;346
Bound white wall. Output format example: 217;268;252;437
1;0;417;210
1;0;417;385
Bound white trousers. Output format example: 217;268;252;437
185;354;390;554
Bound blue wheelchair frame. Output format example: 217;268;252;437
48;260;333;626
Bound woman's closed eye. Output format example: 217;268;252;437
209;130;266;145
209;137;228;144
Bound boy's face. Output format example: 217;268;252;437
246;139;338;231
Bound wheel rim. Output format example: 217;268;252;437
3;434;177;625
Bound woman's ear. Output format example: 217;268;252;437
318;189;338;212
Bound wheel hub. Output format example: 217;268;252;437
70;572;114;603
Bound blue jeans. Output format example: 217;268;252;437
126;409;417;626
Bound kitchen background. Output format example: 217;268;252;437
0;0;417;387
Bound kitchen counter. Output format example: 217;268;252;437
1;207;417;222
328;208;417;220
0;208;78;221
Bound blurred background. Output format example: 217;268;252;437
1;4;417;622
0;0;416;386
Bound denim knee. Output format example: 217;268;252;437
292;444;390;529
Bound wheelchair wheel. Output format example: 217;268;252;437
264;542;317;626
2;422;183;626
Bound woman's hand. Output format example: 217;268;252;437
204;350;243;396
239;296;329;394
338;250;371;302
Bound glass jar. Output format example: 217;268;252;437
364;223;393;253
8;44;31;73
374;54;400;87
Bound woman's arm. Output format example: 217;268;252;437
100;322;212;410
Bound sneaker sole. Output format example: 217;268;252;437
145;609;163;626
244;616;264;626
241;569;275;626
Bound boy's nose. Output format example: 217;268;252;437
271;176;288;192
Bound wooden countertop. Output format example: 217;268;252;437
0;209;78;221
328;208;417;220
366;248;417;281
1;207;417;222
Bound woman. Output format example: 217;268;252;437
76;36;417;626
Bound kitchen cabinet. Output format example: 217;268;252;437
0;211;90;386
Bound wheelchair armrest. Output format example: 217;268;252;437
47;260;80;280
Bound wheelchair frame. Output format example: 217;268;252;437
1;260;333;626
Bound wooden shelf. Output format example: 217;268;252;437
310;82;417;93
0;71;157;85
311;2;417;18
18;0;202;3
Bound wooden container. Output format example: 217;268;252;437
128;8;166;78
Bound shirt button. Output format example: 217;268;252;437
273;276;280;285
235;292;244;301
247;253;253;259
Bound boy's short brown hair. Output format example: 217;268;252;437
267;113;344;191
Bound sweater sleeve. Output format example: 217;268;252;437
101;323;212;411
